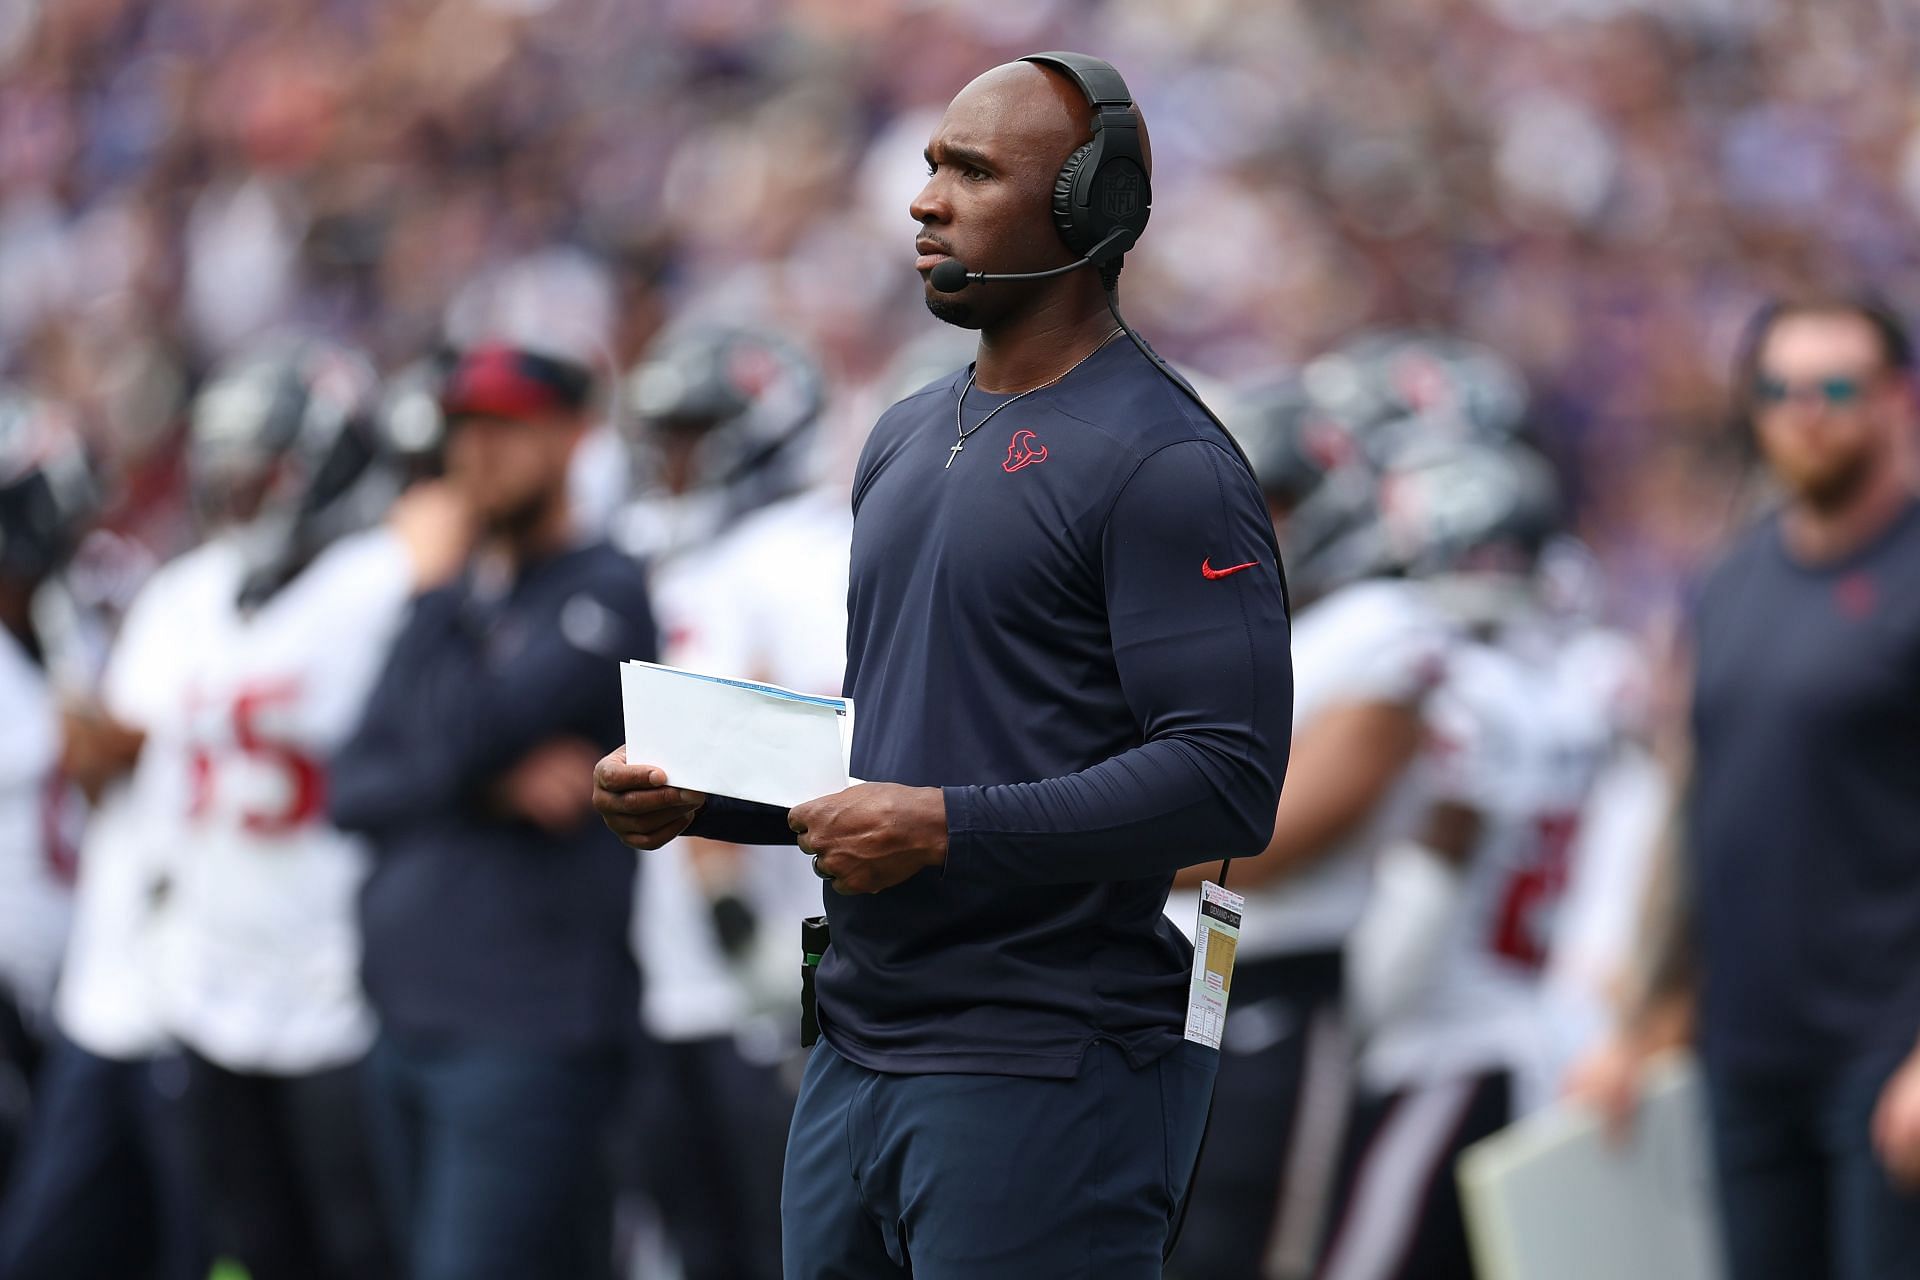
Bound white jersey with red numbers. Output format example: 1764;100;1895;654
637;488;852;1047
152;528;413;1074
55;549;208;1058
1166;578;1452;957
0;626;76;1024
1358;610;1626;1111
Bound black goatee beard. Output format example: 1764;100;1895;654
926;295;980;329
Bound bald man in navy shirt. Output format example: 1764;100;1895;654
597;54;1291;1278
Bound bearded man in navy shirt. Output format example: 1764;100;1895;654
1570;296;1920;1280
597;54;1292;1278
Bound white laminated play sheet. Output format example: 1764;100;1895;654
620;660;856;810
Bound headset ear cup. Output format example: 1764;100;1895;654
1052;141;1096;254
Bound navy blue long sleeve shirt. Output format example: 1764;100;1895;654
331;542;654;1049
692;338;1293;1077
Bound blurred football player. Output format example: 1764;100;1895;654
1167;381;1452;1280
151;340;465;1280
632;489;851;1280
0;389;209;1280
0;391;96;1165
1317;441;1631;1280
620;324;835;1280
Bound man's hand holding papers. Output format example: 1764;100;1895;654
592;745;709;850
597;659;951;892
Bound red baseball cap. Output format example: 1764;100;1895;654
439;344;593;422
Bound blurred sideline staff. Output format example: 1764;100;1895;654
1571;295;1920;1280
330;344;656;1280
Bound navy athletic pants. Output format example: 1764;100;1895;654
781;1035;1216;1279
1706;1044;1920;1280
363;1030;622;1280
0;1037;205;1280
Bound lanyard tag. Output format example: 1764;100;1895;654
1184;880;1245;1049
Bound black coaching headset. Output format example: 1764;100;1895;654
1026;51;1153;264
931;51;1152;287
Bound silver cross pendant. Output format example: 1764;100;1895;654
946;440;965;468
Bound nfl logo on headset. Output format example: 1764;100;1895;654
1100;166;1142;221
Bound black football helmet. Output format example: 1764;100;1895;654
1221;379;1388;604
1225;379;1360;509
0;389;98;585
187;339;395;604
619;326;826;559
1302;330;1530;467
1376;437;1562;581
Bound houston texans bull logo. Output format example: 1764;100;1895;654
1003;430;1049;473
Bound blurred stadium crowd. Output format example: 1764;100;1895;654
0;0;1915;1276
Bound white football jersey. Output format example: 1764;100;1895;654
636;488;851;1045
151;528;413;1073
0;626;75;1024
1167;578;1451;958
1358;611;1629;1107
55;548;210;1058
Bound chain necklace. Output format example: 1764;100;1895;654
947;327;1123;469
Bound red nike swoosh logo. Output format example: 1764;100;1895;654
1201;558;1259;580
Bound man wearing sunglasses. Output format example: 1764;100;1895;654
1571;295;1920;1280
